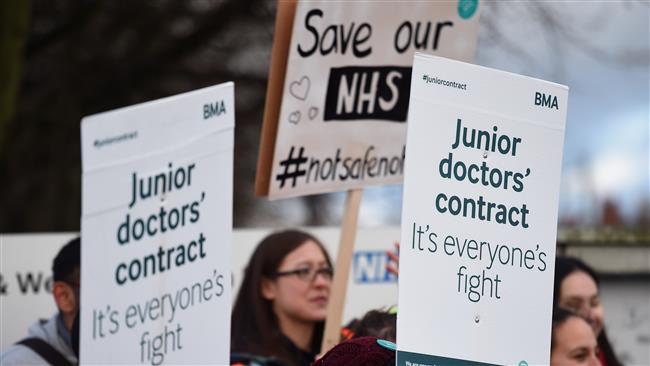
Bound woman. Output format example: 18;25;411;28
551;308;600;366
554;256;623;366
231;230;333;366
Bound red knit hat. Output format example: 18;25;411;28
311;337;395;366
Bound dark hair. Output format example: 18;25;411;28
231;230;332;366
551;307;584;350
311;336;395;366
553;256;623;366
553;256;599;309
52;237;80;283
349;309;397;342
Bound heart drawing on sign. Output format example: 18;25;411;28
289;111;301;124
308;106;318;120
289;76;310;101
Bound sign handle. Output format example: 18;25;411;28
320;188;363;354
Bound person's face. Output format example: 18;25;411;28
262;240;332;324
551;317;601;366
53;268;80;332
559;270;604;336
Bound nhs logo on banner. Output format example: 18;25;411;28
353;251;397;284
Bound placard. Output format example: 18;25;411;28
80;83;234;365
397;54;568;365
257;0;481;199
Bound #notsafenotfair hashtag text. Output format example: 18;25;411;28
275;145;405;189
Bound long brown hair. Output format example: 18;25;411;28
231;229;332;366
553;256;623;366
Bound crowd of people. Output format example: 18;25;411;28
229;230;623;366
0;231;623;366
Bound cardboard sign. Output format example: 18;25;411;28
80;83;234;365
256;0;481;199
397;54;568;365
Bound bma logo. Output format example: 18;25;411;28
534;92;558;110
353;251;397;284
203;100;226;120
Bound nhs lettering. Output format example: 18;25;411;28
353;251;397;284
324;66;411;122
298;7;455;123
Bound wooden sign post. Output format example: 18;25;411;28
320;189;362;352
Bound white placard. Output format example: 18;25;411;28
267;1;480;198
80;83;234;365
397;54;568;365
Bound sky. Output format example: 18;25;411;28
351;1;649;228
476;1;649;226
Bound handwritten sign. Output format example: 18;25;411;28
397;54;568;365
257;0;481;198
80;83;234;365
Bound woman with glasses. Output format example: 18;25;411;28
231;230;333;366
554;256;623;366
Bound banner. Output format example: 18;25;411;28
397;54;568;365
0;234;76;350
80;83;234;365
2;227;399;350
256;0;481;199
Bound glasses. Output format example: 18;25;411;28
271;267;334;282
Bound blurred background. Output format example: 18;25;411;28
1;0;647;236
1;0;648;363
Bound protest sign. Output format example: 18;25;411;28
5;231;650;364
397;54;568;365
256;0;481;199
80;83;234;365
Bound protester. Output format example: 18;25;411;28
342;307;397;342
1;237;80;365
550;308;601;366
554;256;623;366
231;230;333;366
311;336;395;366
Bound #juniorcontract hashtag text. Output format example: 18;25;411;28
422;74;467;91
